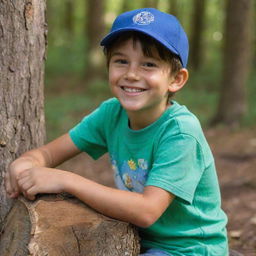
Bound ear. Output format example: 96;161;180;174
168;68;189;93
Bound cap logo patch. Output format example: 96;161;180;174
133;11;154;25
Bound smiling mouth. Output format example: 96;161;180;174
121;86;146;93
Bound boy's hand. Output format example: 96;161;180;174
5;157;37;198
17;167;68;200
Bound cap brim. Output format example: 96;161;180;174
100;28;180;58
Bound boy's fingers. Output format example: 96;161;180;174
6;170;21;198
18;177;34;192
4;173;20;198
17;169;30;180
10;179;19;195
11;170;24;193
10;191;19;198
25;187;36;201
26;194;36;201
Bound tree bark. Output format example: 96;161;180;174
211;0;253;127
0;195;140;256
189;0;206;70
0;0;47;229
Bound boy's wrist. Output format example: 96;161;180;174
61;171;79;194
16;155;40;167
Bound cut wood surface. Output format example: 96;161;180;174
0;194;140;256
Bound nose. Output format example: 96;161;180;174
124;64;140;81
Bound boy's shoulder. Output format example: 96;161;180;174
96;97;122;115
100;97;121;109
166;101;202;136
97;97;124;121
164;101;213;163
164;101;211;149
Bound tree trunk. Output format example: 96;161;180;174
168;0;179;17
211;0;253;127
121;0;131;13
85;0;106;81
189;0;206;70
0;195;140;256
0;0;47;229
254;15;256;67
64;0;74;36
142;0;159;9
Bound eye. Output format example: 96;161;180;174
113;58;128;65
143;62;157;68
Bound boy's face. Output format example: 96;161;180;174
108;39;175;124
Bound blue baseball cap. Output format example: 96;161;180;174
100;8;189;67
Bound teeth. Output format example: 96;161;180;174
123;87;144;93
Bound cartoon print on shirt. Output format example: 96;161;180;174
128;159;137;170
123;173;133;188
111;156;149;193
138;159;148;170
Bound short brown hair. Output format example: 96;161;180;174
103;31;182;75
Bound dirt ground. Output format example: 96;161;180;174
206;127;256;256
60;126;256;256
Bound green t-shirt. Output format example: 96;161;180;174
69;98;228;256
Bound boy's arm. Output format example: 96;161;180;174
7;133;174;227
5;133;81;198
65;176;174;227
21;133;81;168
17;167;174;228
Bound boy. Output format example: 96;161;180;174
5;8;228;256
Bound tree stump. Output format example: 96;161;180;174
0;195;140;256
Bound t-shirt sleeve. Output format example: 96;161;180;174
69;103;108;160
145;133;205;204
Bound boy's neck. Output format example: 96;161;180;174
127;102;171;130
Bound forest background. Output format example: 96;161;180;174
45;0;256;140
1;0;254;254
44;1;256;253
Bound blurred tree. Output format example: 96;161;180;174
46;0;54;42
254;1;256;66
65;0;74;36
85;0;106;81
0;0;46;230
122;0;131;12
211;0;253;127
189;0;206;70
122;0;156;13
142;0;159;9
168;0;179;17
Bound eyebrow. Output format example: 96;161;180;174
111;51;126;57
110;51;162;63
